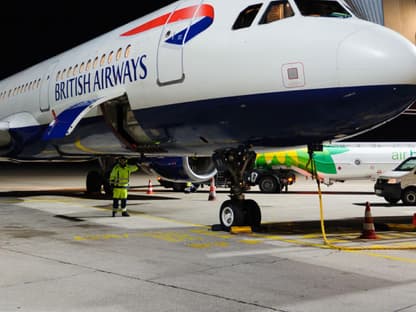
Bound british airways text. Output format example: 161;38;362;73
55;54;147;101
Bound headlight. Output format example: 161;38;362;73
387;178;401;184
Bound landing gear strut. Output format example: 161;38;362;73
213;146;261;230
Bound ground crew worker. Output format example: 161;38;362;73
184;181;196;193
109;156;138;217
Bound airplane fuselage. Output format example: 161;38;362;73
1;0;416;161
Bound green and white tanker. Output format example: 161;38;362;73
255;142;416;185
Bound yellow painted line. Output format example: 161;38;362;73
74;233;130;241
140;231;203;243
386;223;416;231
190;228;232;239
74;230;233;250
346;250;416;264
75;139;105;154
302;233;323;239
239;239;263;245
24;198;77;203
0;199;22;203
187;241;229;249
257;234;416;263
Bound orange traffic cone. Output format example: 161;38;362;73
360;202;378;239
146;179;154;194
208;177;216;201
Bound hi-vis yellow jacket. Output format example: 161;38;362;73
109;164;139;188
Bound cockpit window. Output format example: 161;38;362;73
232;4;263;30
259;1;294;24
294;0;351;18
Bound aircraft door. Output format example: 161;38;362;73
39;61;59;112
157;0;203;85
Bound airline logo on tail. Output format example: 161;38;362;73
121;4;215;44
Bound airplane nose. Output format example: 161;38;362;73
337;26;416;87
334;25;416;134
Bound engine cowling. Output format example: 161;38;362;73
149;156;217;183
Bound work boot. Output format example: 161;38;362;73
122;211;130;217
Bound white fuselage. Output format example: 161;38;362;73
1;0;416;160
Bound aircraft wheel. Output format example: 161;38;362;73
219;200;244;230
402;188;416;205
86;170;103;194
243;199;261;228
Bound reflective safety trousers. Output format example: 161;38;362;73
109;164;139;199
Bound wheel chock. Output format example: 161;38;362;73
230;226;252;234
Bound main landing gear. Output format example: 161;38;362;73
212;146;261;231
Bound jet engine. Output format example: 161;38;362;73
149;156;217;183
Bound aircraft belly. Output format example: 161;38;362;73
133;84;416;150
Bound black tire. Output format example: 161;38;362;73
258;176;280;193
384;196;399;205
243;199;261;228
86;170;103;194
402;188;416;205
219;200;244;230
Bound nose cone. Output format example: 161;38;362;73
335;24;416;135
337;25;416;87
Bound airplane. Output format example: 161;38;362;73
254;142;416;185
1;0;416;230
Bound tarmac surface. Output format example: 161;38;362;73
1;162;416;312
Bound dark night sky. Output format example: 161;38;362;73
1;1;176;80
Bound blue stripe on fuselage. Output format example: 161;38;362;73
132;84;416;147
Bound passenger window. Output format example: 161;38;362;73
86;59;92;71
125;45;131;58
108;51;114;64
73;64;79;76
232;4;263;30
116;48;123;61
100;54;106;66
93;56;99;69
260;1;294;24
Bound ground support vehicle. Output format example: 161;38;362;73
374;157;416;205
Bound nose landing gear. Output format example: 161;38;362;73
213;146;261;231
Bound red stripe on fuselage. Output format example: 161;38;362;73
121;4;214;37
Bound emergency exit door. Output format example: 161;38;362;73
39;61;58;112
157;0;203;86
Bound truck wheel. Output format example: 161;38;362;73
258;176;279;193
402;188;416;205
384;196;399;204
